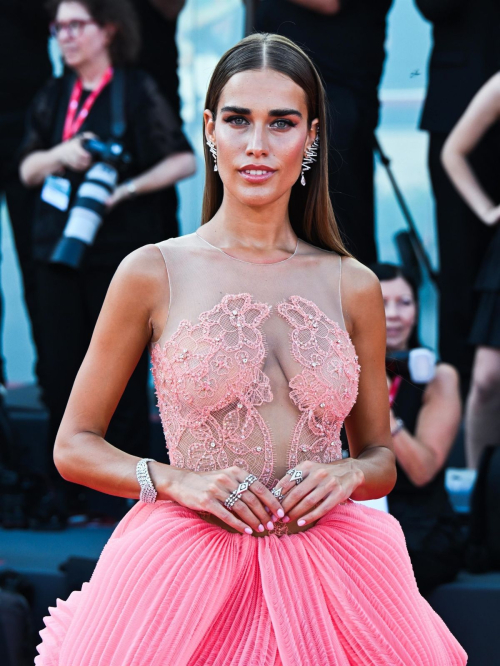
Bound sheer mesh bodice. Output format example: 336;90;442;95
150;232;360;490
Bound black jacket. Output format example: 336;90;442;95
415;0;500;133
20;67;192;267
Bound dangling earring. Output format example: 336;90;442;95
206;139;218;172
301;131;319;186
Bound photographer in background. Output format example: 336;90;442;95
371;263;463;595
19;0;196;520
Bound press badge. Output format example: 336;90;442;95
41;175;72;211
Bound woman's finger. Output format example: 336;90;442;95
208;499;256;535
249;479;285;520
285;485;334;523
232;497;270;533
290;494;342;527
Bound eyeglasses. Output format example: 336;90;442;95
49;19;96;39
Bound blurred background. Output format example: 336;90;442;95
2;1;500;664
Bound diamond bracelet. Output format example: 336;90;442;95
136;458;158;503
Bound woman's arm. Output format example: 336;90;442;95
390;364;461;487
106;151;196;208
441;72;500;225
53;244;177;499
342;260;397;500
53;245;285;534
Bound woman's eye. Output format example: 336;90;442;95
225;116;248;126
272;119;295;129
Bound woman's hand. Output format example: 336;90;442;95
480;204;500;226
165;465;286;535
54;133;94;172
271;460;365;527
105;183;131;210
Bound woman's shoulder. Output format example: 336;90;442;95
123;66;165;103
29;75;67;114
424;362;460;398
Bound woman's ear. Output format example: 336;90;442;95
204;109;216;145
305;118;319;154
104;23;117;46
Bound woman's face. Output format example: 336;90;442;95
380;277;417;351
55;2;113;70
204;69;319;209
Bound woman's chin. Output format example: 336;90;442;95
63;53;83;69
230;185;290;208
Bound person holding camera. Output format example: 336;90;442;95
19;0;196;519
371;263;463;595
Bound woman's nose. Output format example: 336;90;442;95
385;303;399;319
246;127;269;157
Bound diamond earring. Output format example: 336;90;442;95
301;132;319;186
206;139;218;172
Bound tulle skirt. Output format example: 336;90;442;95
35;499;467;666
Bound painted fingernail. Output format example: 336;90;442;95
258;524;265;532
245;527;253;534
266;521;274;531
282;516;290;523
297;519;306;526
277;508;285;518
271;514;278;522
264;506;270;513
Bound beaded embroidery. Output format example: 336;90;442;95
277;296;361;470
151;293;360;490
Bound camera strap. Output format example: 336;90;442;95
110;67;126;139
56;66;126;142
388;375;402;408
62;66;114;141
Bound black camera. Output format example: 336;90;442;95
50;138;132;269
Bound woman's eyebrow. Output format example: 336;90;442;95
220;105;302;119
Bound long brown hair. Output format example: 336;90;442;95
201;33;351;256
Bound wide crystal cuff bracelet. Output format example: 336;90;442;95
136;458;157;503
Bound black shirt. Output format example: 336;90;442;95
132;0;182;125
0;0;51;115
255;0;393;118
20;67;193;267
388;372;457;550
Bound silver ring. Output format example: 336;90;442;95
286;468;304;485
223;473;258;511
271;486;284;501
224;492;240;510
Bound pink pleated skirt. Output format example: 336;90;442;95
35;499;467;666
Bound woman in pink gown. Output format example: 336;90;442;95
35;33;467;666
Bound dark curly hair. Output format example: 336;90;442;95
46;0;141;65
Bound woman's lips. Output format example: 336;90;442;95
386;327;403;337
238;168;276;184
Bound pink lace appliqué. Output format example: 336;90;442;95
277;296;361;469
151;294;275;487
151;293;361;490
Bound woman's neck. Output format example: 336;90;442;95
76;53;112;90
387;342;409;354
206;190;296;252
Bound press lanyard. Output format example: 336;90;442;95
388;374;402;408
62;66;114;141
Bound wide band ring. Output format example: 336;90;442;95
286;468;304;485
223;473;258;511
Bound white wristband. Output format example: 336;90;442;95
136;458;157;503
